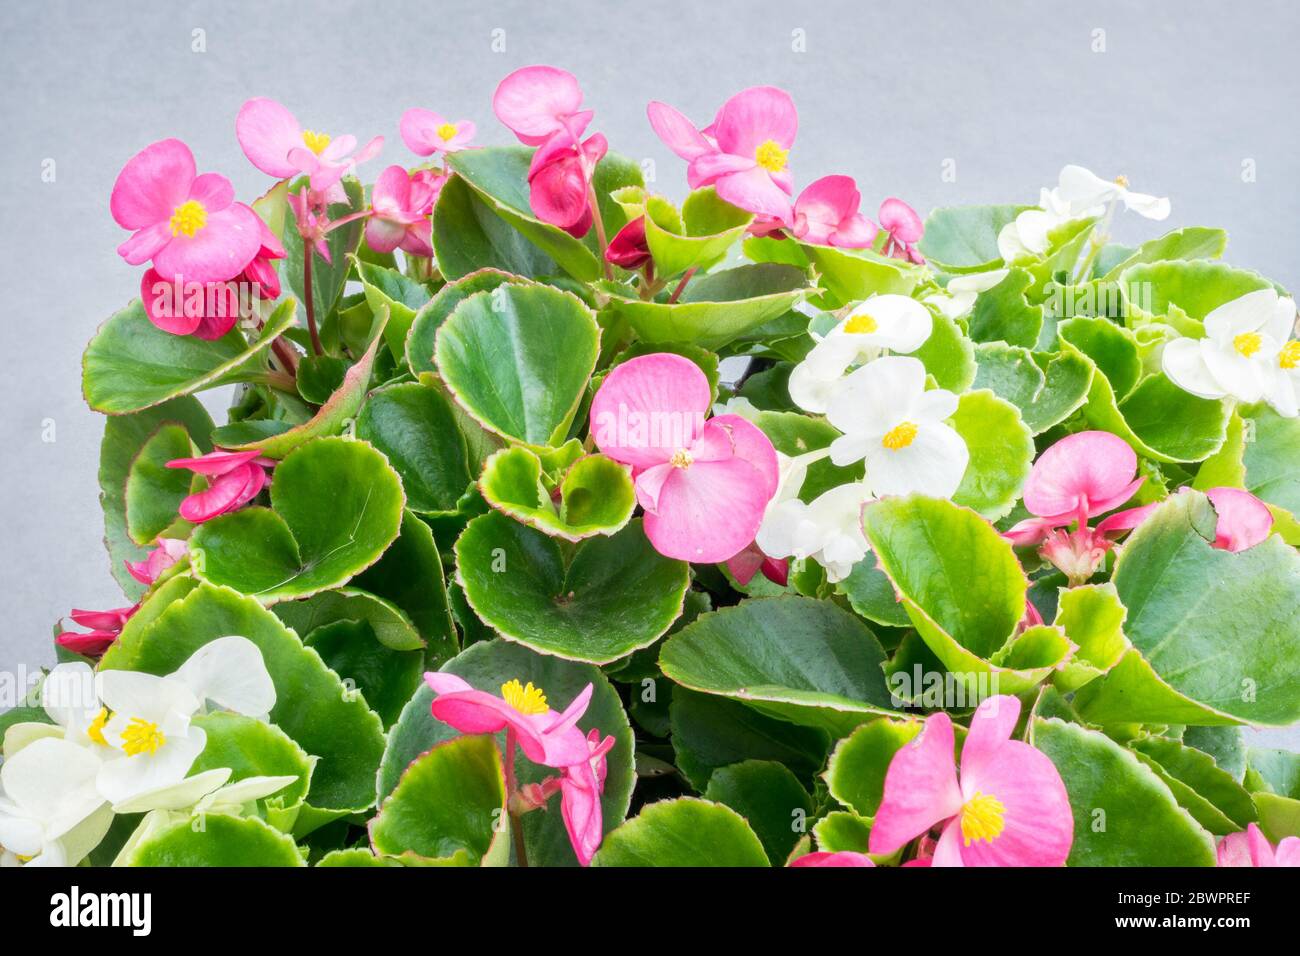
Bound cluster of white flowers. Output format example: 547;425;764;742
0;637;290;867
757;294;968;583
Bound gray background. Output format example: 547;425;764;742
1;0;1297;743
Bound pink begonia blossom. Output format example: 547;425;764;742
166;450;273;523
605;216;651;271
124;537;187;587
790;176;876;248
648;86;797;222
869;695;1074;866
527;130;608;238
365;165;441;257
236;97;382;194
56;606;137;657
726;541;790;588
400;108;476;155
1217;823;1300;867
493;66;594;148
111;139;262;283
287;189;332;262
875;198;926;263
590;354;779;563
789;851;876;867
559;729;616;866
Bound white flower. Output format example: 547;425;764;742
923;269;1008;319
789;294;933;413
1054;164;1170;220
1263;338;1300;418
997;188;1084;262
825;355;969;498
710;395;760;421
1162;289;1297;407
0;737;113;867
756;482;875;583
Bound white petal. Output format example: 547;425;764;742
53;804;115;867
202;774;299;811
1263;367;1300;419
0;812;44;858
788;348;851;414
1013;209;1058;255
846;294;932;353
910;386;960;423
1204;288;1278;340
0;737;102;817
1055;164;1117;212
99;670;200;724
95;727;207;805
826;356;927;436
1202;346;1265;403
865;422;969;498
1121;189;1170;220
997;222;1030;263
1262;296;1297;345
3;722;63;758
174;635;276;716
40;662;100;734
756;498;808;559
1162;338;1228;399
111;767;232;814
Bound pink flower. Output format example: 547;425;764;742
1218;823;1300;867
876;198;925;264
726;541;790;587
869;695;1074;866
790;176;876;248
526;130;608;238
240;213;288;300
590;354;779;563
493;66;594;148
1201;486;1274;552
124;537;187;587
789;851;875;867
365;165;440;257
647;87;797;221
166;450;272;523
111;139;262;283
287;189;332;262
236;98;383;194
56;606;137;658
559;729;616;866
400;108;476;155
605;216;651;271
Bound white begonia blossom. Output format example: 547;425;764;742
923;269;1008;319
756;482;875;583
710;395;761;421
789;294;934;414
825;355;969;498
1053;164;1170;220
1162;289;1297;408
997;188;1084;262
1263;338;1300;418
0;737;113;867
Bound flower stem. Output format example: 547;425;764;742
668;268;697;304
587;179;613;282
503;729;529;868
302;251;324;357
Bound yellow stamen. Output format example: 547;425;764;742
500;679;548;716
960;791;1006;846
15;853;34;863
1233;331;1263;357
302;129;331;155
754;139;788;174
1113;174;1130;188
844;312;879;335
1279;341;1300;370
86;707;110;747
436;122;459;142
168;200;207;238
670;449;694;469
881;421;919;450
121;717;165;757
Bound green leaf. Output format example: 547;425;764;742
1051;583;1128;692
753;411;863;502
825;717;923;818
100;583;386;812
703;760;813;865
83;297;297;414
601;264;809;351
800;245;919;308
1120;259;1276;335
1032;717;1216;866
281;177;365;320
356;259;433;357
913;309;977;393
295;354;348;404
1241;404;1300;525
626;186;752;278
1129;736;1256;831
378;638;635;866
813;811;874;855
432;173;558;280
124;423;194;545
370;735;508;865
479;446;635;540
272;587;423;652
968;269;1044;348
974;343;1044;410
302;619;424;728
950;389;1034;520
669;688;830;792
355;381;472;515
591;797;769;867
120;813;304;867
435;283;599;446
406;269;525;374
658;596;899;736
99;398;213;597
190;712;314;816
1075;491;1300;726
1099;227;1227;282
1184;726;1247;781
1058;316;1142;400
190;437;405;601
918;205;1028;272
454;512;689;664
835;560;911;627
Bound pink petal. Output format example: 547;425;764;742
1247;823;1277;866
187;172;235;212
590;354;711;469
365;218;408;255
1205;487;1273;552
878;198;924;243
1275;837;1300;867
560;759;604;866
959;695;1020;783
69;607;134;631
869;712;964;856
177;463;260;523
236;98;305;179
1002;516;1055;547
830;213;877;249
646;101;716;161
56;630;119;657
644;456;774;563
493;65;584;143
528;153;590;229
168;449;261;476
1023;431;1141;521
117;223;174;266
789;851;875;867
634;462;675;514
687;151;756;190
708;414;779;498
1094;501;1159;537
716;166;796;223
957;740;1074;867
400;108;443;156
931;817;967;866
544;683;594;738
110;139;196;230
711;86;798;157
794;175;862;245
1217;830;1253;867
140;269;203;336
151;203;263;284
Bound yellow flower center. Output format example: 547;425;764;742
500;679;548;716
754;139;788;174
168;200;207;238
436;122;459;142
960;791;1006;846
844;312;879;335
881;421;919;450
302;129;331;155
121;717;165;756
670;448;694;469
87;707;110;747
1233;331;1263;357
1280;341;1300;370
1113;174;1130;188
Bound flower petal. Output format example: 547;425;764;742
110;139;196;230
235;98;304;179
590;354;710;469
868;712;963;855
643;456;773;563
1205;486;1273;552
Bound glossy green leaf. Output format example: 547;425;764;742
950;389;1034;520
272;587;423;652
1099;227;1228;281
591;798;769;867
968;269;1043;348
356;259;433;357
432;173;558;280
189;712;314;815
917;205;1027;273
913;309;977;393
801;244;919;308
1120;259;1276;335
825;716;924;818
124;423;194;545
120;813;304;867
1051;583;1128;692
704;760;813;865
405;269;525;374
813;811;874;855
753;411;863;502
302;619;424;728
1130;736;1256;831
835;560;910;627
479;446;634;540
